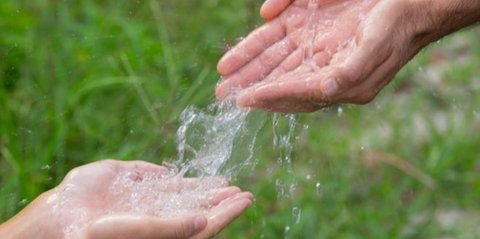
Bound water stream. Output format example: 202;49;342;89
171;101;266;179
55;1;327;236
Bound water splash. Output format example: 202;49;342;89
54;172;231;237
55;101;268;237
172;101;266;179
107;172;228;217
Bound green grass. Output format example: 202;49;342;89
1;0;480;238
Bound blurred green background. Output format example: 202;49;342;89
1;0;480;238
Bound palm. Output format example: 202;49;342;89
48;160;252;239
217;0;402;112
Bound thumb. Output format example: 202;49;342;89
260;0;291;20
160;215;208;239
86;214;208;239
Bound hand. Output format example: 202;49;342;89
216;0;480;112
0;160;253;239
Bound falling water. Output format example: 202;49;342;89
172;101;266;179
52;0;334;236
55;101;268;237
303;0;320;71
273;114;298;199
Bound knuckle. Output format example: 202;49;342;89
254;28;269;48
336;66;361;88
258;52;276;69
174;221;192;239
174;228;185;239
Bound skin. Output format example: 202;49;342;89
216;0;480;112
0;160;253;239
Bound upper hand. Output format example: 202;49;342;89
216;0;456;112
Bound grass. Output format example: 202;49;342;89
1;0;480;238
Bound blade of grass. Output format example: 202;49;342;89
120;54;160;124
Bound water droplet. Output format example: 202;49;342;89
18;199;29;206
41;164;51;170
289;183;297;197
275;179;285;197
292;206;302;224
337;106;344;116
316;181;322;195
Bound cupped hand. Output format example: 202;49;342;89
216;0;441;112
3;160;252;239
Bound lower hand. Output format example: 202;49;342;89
0;160;253;239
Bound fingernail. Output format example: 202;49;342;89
193;216;207;232
324;78;339;96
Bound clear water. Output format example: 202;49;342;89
303;0;320;71
54;101;304;238
54;0;335;236
56;102;271;237
107;173;230;218
171;101;266;179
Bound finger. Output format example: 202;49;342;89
216;191;254;206
262;47;304;82
87;214;207;239
262;32;333;82
217;20;285;76
192;186;243;208
192;192;253;239
260;0;342;20
208;186;242;206
237;70;331;112
260;0;292;20
216;36;296;99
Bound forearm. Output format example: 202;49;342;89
0;191;60;239
413;0;480;42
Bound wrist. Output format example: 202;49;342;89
0;191;63;239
